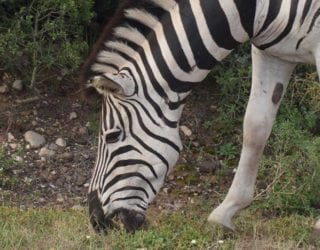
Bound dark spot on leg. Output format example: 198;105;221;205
272;83;284;105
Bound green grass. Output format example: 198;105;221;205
0;202;319;249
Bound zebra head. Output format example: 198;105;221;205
87;74;186;232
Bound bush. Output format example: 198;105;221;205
0;0;94;87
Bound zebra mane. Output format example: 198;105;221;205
80;0;168;99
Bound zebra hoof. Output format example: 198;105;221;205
207;211;235;232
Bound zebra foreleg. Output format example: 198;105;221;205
208;46;296;230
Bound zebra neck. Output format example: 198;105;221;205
90;0;258;96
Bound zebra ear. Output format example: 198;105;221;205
89;76;124;96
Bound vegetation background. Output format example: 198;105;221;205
0;0;320;249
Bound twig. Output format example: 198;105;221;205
254;163;284;200
15;96;40;104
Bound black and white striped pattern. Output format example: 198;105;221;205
83;0;320;231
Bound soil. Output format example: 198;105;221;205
0;78;234;213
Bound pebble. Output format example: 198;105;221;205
14;156;23;162
69;112;78;120
7;132;15;142
9;143;18;150
56;194;64;203
180;125;192;137
24;131;46;149
198;160;220;174
0;85;9;94
78;126;88;136
76;175;87;186
12;79;23;91
48;143;59;151
71;205;84;211
55;138;67;147
57;152;74;161
39;147;55;157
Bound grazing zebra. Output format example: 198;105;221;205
82;0;320;232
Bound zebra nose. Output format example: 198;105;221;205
88;190;111;232
118;208;146;232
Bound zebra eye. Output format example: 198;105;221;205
105;130;122;143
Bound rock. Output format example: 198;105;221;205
32;121;37;126
198;160;220;174
69;112;78;120
55;138;67;147
56;194;64;203
78;126;88;136
7;132;15;142
72;205;84;211
14;156;23;162
76;175;87;186
24;131;46;149
39;147;55;157
48;143;59;151
0;85;9;94
57;152;74;162
180;125;192;137
12;79;23;91
9;143;18;150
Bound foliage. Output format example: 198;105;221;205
0;146;18;188
0;0;94;87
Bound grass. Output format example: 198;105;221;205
0;202;319;249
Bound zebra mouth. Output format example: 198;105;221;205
90;208;146;233
88;191;146;233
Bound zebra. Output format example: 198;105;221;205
81;0;320;233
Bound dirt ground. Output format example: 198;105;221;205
0;77;233;213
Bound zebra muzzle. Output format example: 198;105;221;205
88;191;146;233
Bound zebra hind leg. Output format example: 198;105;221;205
208;46;296;231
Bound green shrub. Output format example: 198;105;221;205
0;0;94;87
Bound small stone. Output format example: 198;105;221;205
83;183;90;188
56;194;64;203
48;143;59;151
69;112;78;120
7;132;15;142
76;175;87;186
24;177;33;184
71;205;84;211
180;125;192;137
39;147;55;157
57;152;74;161
32;121;37;126
38;198;45;203
0;85;9;94
55;138;67;147
9;143;18;150
78;127;88;136
12;79;23;91
14;156;23;162
24;131;46;149
85;122;91;127
198;160;220;174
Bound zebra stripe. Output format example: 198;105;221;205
83;0;320;231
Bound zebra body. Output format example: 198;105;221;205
82;0;320;232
